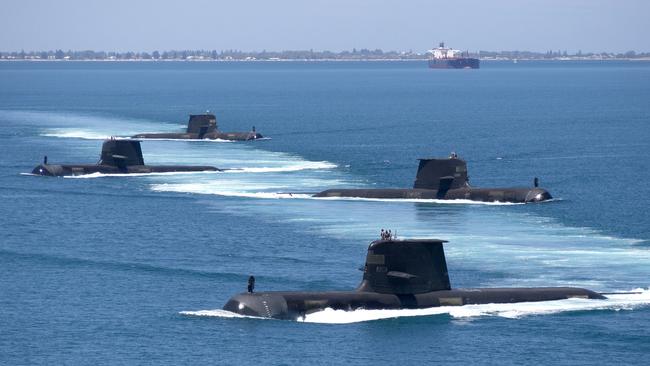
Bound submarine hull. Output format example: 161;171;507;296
31;164;218;177
213;132;263;141
31;140;220;177
224;287;605;320
313;157;553;203
132;132;263;141
313;187;552;203
132;113;263;141
222;239;606;321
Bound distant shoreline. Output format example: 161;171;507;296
1;58;649;62
3;48;649;62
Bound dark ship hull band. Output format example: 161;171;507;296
314;187;551;203
32;164;218;176
428;58;480;69
224;287;604;320
131;132;262;141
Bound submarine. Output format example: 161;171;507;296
132;113;263;141
223;235;606;320
314;154;552;203
31;139;219;176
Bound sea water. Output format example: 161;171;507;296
1;60;649;365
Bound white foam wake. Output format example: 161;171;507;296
179;309;267;320
310;197;525;205
301;289;650;324
42;130;228;141
225;161;337;173
135;137;271;142
41;129;113;140
0;109;187;140
149;183;525;205
160;190;314;200
62;171;221;179
128;137;234;143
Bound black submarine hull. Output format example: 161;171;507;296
313;187;552;203
224;287;605;320
222;238;604;321
30;139;219;177
31;164;219;176
313;157;553;203
132;113;263;141
131;131;263;141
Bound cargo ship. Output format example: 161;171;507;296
428;42;479;69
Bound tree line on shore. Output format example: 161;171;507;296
1;48;648;60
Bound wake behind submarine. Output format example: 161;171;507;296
132;113;263;141
223;234;606;320
314;154;552;203
31;139;219;176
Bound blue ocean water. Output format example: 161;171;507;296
1;60;649;365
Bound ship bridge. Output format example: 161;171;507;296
429;42;462;59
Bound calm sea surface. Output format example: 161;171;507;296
1;60;649;365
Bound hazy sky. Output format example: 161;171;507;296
1;0;648;53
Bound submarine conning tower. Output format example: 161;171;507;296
186;114;217;136
413;158;468;190
99;139;145;167
357;239;451;294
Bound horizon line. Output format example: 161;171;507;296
2;47;649;54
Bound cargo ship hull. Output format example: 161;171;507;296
428;58;480;69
